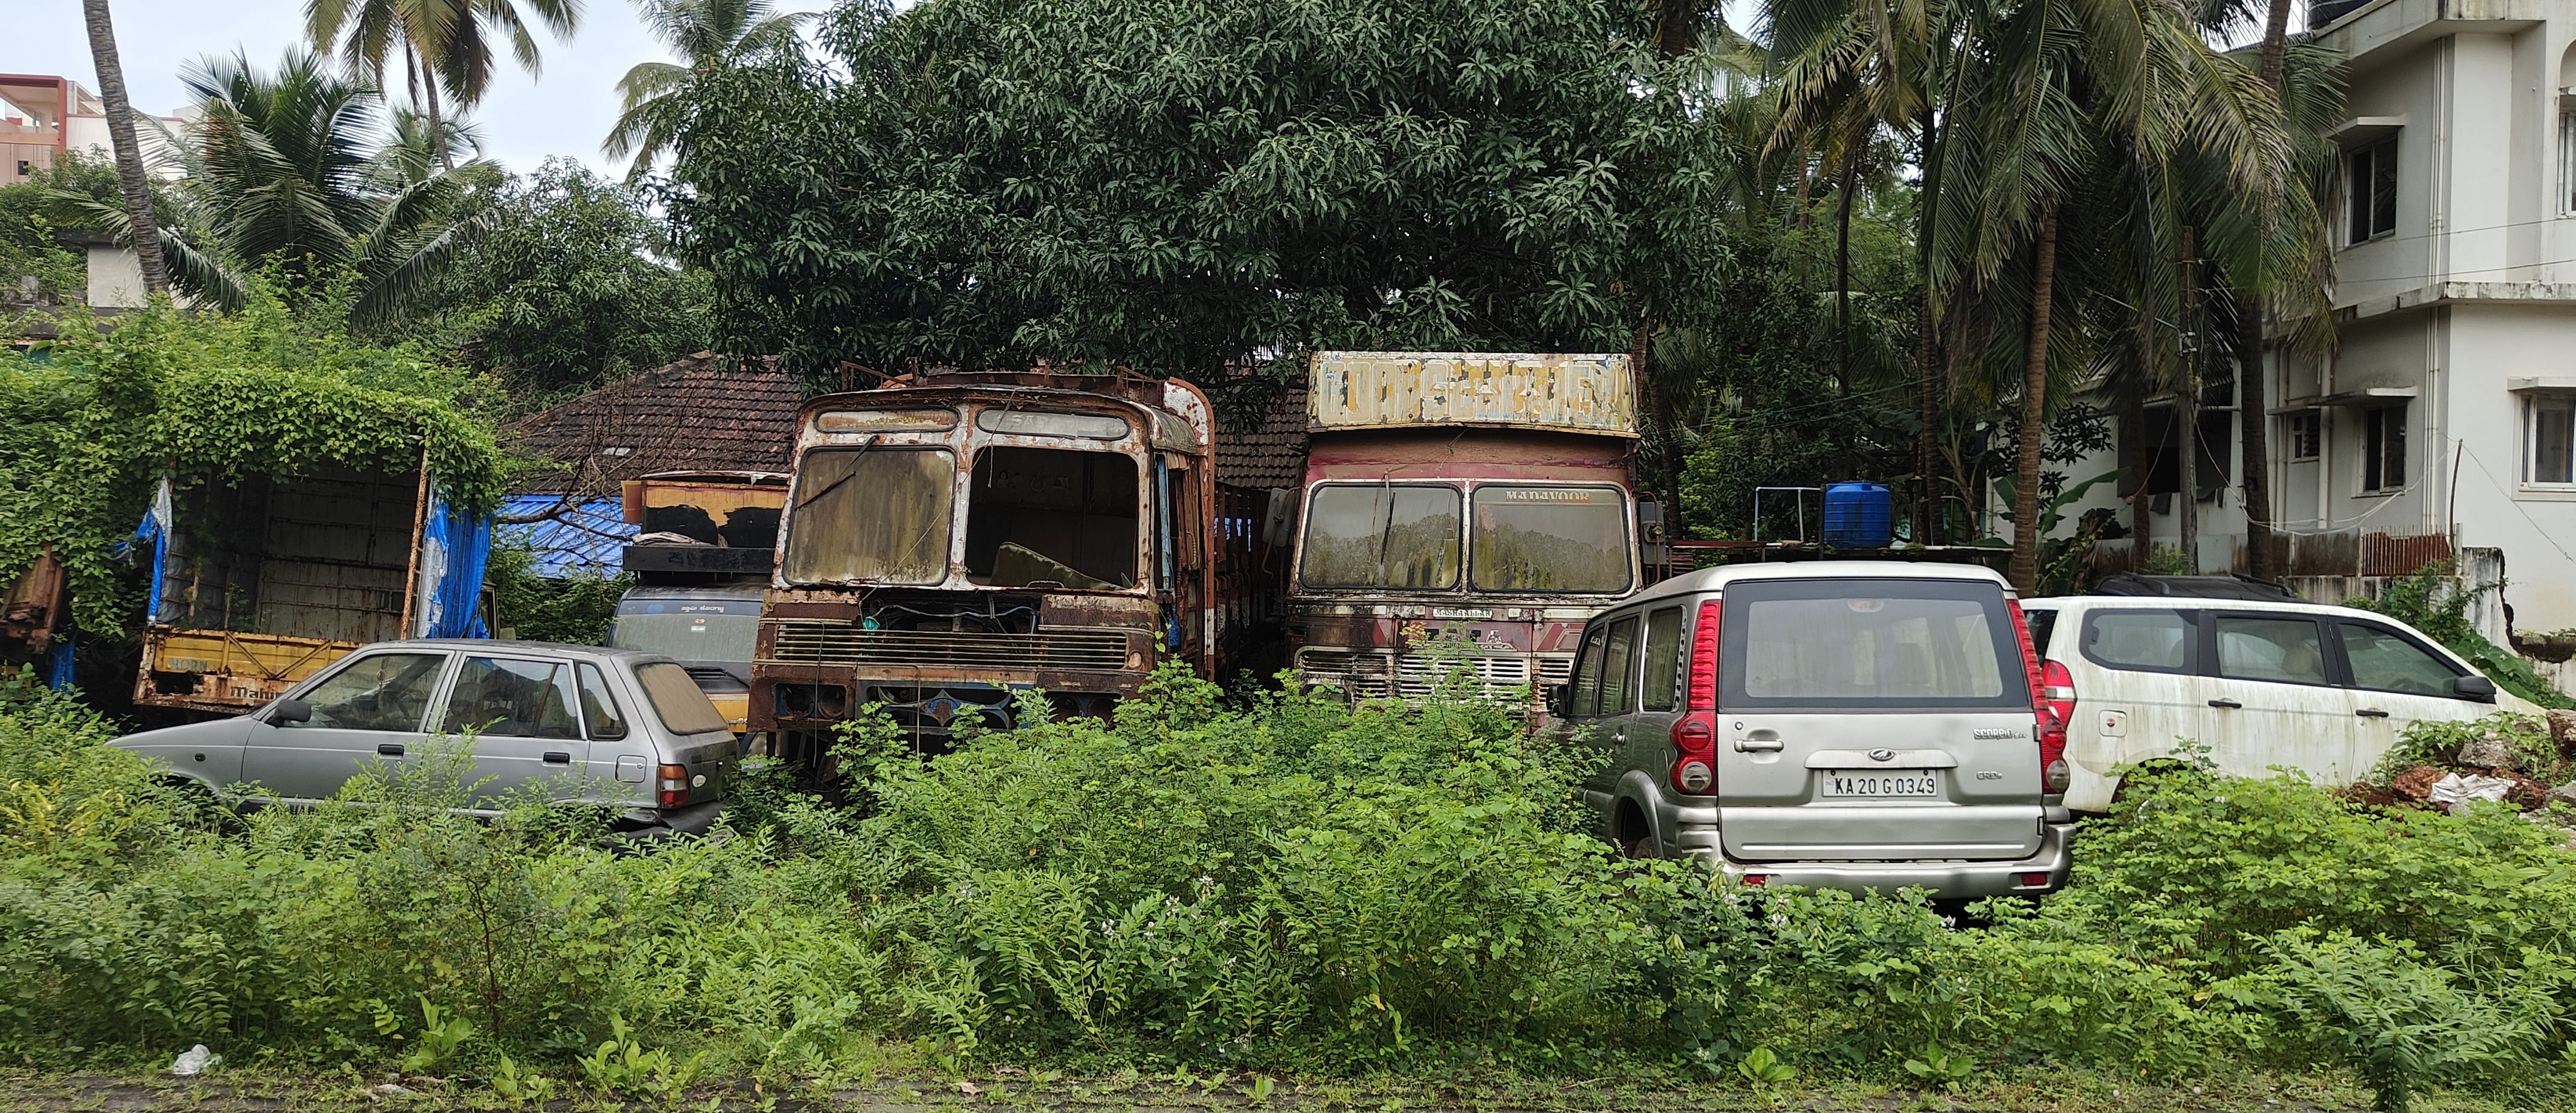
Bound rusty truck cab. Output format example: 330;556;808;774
754;371;1224;756
1286;352;1643;702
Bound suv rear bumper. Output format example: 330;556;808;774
1683;821;2076;899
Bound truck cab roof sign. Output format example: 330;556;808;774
1307;352;1638;437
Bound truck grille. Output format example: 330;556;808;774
764;620;1131;672
1299;649;1543;700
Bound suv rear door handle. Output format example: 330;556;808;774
2356;707;2391;719
377;743;406;756
2207;699;2242;709
1736;730;1783;752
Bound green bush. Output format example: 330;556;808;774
2;664;2574;1106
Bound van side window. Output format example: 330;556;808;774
1640;607;1683;711
1570;626;1610;718
2080;609;2196;673
2336;621;2463;695
1600;616;1640;716
2215;616;2330;685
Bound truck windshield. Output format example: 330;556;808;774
1300;485;1461;589
609;611;758;666
783;447;955;584
963;446;1139;588
1470;485;1631;593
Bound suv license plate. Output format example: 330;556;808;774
1822;771;1941;798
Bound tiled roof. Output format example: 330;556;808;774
505;353;804;494
1212;378;1308;491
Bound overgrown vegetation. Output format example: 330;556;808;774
486;543;634;645
5;666;2572;1111
0;293;509;633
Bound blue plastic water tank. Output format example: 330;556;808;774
1822;482;1893;548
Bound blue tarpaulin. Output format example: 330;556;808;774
414;485;495;639
494;495;635;579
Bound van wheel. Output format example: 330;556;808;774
2109;760;2201;806
1616;804;1662;860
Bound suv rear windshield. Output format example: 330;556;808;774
1722;578;2028;709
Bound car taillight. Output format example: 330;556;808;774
658;763;690;809
2006;600;2072;795
1670;599;1722;795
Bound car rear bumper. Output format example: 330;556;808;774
1683;820;2076;900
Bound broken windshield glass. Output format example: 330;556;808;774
782;447;955;584
1299;485;1461;589
963;447;1140;588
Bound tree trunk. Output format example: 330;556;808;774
2241;0;2294;579
2008;209;2060;595
1835;144;1859;400
79;0;167;296
425;74;453;171
2179;232;2200;574
1913;110;1943;547
2127;392;2151;570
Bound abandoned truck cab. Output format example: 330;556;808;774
754;371;1263;755
1288;352;1644;702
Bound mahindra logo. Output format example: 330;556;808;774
1868;748;1896;763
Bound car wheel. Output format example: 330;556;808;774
1616;804;1662;859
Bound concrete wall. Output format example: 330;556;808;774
84;243;144;309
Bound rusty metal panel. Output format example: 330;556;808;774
1308;352;1638;437
2363;531;2454;578
135;628;356;712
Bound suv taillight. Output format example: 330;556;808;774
658;763;690;809
1670;599;1722;795
2039;660;2075;794
2006;600;2071;796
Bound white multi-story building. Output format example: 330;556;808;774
2047;0;2576;635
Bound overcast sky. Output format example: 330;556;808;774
14;0;832;177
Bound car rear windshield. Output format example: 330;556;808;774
635;661;732;736
1722;577;2028;709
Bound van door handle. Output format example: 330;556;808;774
2207;699;2242;710
1611;728;1626;744
2356;707;2391;719
377;743;406;756
1736;730;1783;752
543;751;575;764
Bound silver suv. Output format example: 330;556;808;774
1553;562;2074;899
112;640;735;836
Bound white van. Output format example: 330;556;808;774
2021;592;2509;812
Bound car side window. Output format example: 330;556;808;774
1570;625;1610;718
577;663;630;740
1640;607;1683;712
2215;616;2330;685
2338;621;2463;696
2081;609;2196;673
287;652;447;731
442;657;582;739
1599;615;1640;716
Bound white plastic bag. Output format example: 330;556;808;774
2429;773;2515;815
170;1044;214;1076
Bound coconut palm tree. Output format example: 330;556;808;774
603;0;807;183
309;0;580;169
77;0;169;295
86;50;499;325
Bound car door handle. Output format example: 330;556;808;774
377;743;406;756
2356;707;2391;719
1736;730;1783;752
2207;699;2242;709
1611;728;1626;743
543;751;575;764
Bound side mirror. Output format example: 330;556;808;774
268;697;313;724
2453;675;2498;703
1544;683;1570;718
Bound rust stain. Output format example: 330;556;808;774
1308;352;1640;437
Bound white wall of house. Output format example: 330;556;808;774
83;243;144;309
2028;0;2576;633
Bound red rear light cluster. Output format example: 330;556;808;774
658;763;691;809
1670;599;1722;794
2007;601;2073;796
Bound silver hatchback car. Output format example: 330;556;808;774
113;640;735;835
1554;562;2075;899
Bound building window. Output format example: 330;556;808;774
2348;137;2397;244
2531;395;2576;486
2363;403;2407;492
2563;112;2576;214
2288;410;2322;461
